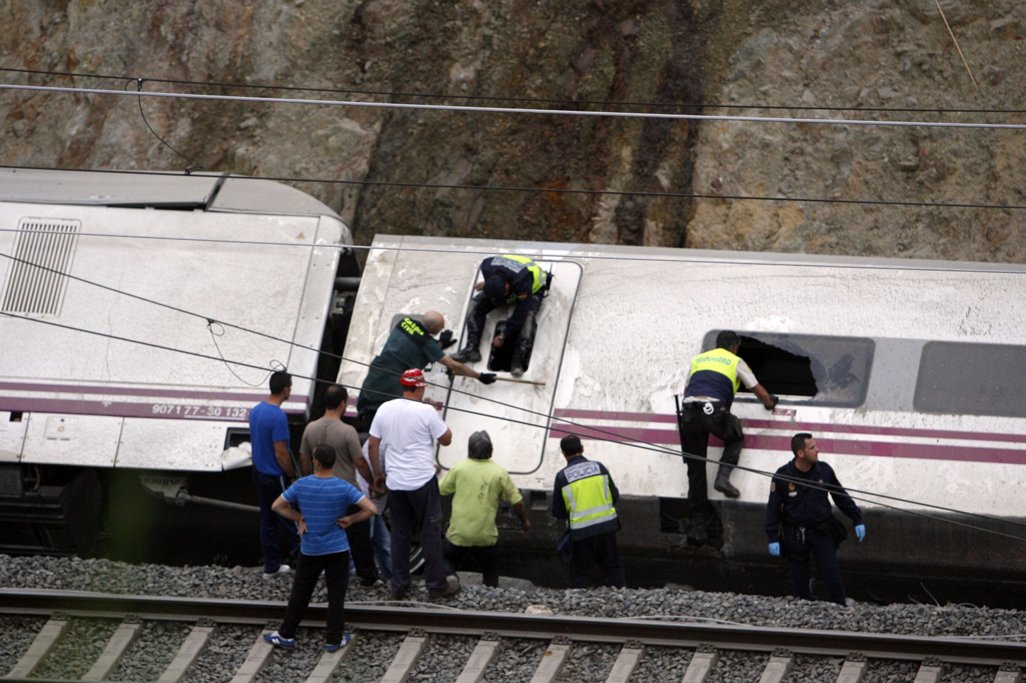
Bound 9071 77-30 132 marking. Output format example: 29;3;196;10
150;404;249;420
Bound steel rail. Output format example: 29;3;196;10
2;589;1024;667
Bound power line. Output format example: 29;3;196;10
2;254;1025;542
5;163;1026;215
6;65;1026;115
5;82;1026;130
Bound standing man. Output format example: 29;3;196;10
451;254;549;377
550;435;625;588
765;432;866;605
439;430;531;587
367;368;460;601
264;445;377;652
356;311;495;430
678;330;778;546
249;370;300;577
300;384;378;586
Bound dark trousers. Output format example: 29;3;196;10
782;525;846;605
278;550;350;643
679;403;744;540
464;294;542;369
253;470;300;573
444;540;499;587
566;532;625;589
390;478;448;594
345;505;378;584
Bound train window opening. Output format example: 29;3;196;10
915;342;1026;419
702;331;874;407
224;428;251;451
9;412;22;422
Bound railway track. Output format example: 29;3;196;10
1;588;1023;682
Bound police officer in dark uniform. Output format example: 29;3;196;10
678;330;777;545
451;255;549;377
765;432;866;605
356;311;495;430
550;435;625;588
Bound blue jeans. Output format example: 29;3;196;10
253;470;300;573
369;509;393;581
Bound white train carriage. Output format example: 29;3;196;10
0;168;358;554
341;234;1026;603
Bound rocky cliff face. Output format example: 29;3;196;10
2;0;1024;261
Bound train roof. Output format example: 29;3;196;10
372;234;1026;275
0;167;339;218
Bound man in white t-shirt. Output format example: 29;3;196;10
368;368;458;600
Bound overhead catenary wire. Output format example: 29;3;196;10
5;82;1026;131
3;252;1026;543
4;163;1026;217
5;65;1026;115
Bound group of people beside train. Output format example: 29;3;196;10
247;255;867;650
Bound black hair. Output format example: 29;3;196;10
791;432;813;456
559;434;583;456
323;384;348;411
715;330;740;350
269;370;292;395
313;444;336;469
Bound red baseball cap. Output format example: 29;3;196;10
400;368;427;387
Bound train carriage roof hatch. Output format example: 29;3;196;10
439;260;582;476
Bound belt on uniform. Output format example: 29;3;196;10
683;401;721;411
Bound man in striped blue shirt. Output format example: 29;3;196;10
264;445;378;652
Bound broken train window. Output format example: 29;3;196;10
700;331;874;408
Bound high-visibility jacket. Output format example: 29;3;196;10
551;456;619;540
683;347;741;409
484;254;547;300
478;255;548;342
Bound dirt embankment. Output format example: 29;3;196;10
2;0;1024;261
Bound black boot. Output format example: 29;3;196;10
452;347;481;363
713;465;740;498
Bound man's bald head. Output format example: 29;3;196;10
423;310;445;334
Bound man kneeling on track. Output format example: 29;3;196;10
765;432;866;605
264;445;378;652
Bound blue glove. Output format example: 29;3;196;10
768;542;781;557
855;524;866;542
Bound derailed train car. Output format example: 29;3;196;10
3;169;1026;604
341;235;1026;605
0;168;360;558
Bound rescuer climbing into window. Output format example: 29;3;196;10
451;254;550;377
677;330;778;546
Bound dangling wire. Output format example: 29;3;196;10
127;78;198;174
206;319;270;387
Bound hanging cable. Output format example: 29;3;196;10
2;253;1026;541
5;82;1026;130
4;163;1026;217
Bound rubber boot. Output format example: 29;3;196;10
713;465;740;498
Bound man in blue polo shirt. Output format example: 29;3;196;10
264;444;378;652
249;370;300;577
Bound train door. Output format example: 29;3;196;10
437;260;582;475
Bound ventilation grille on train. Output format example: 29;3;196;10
2;218;81;316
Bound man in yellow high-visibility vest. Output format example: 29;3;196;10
451;254;549;377
679;330;778;547
550;435;625;588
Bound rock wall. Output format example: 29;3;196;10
2;0;1024;261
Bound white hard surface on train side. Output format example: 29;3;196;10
0;202;344;470
342;236;1026;518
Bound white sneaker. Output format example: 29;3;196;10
263;564;290;578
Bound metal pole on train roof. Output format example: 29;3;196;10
493;376;547;387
